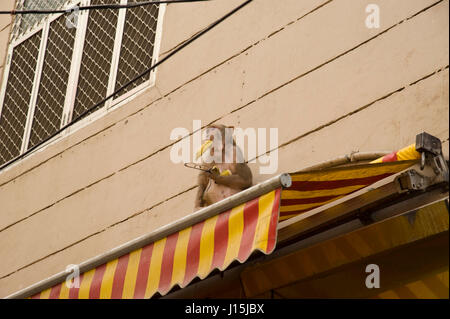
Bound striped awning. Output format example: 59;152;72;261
279;144;420;221
370;143;420;163
31;189;282;299
29;144;422;299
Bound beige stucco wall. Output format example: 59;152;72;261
0;0;448;297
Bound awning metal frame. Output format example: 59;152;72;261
277;132;449;247
5;173;292;299
162;133;449;298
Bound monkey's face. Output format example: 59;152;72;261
206;126;224;153
197;125;235;163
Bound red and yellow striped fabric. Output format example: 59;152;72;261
30;189;281;299
370;144;420;163
279;144;421;221
28;145;423;298
280;160;418;221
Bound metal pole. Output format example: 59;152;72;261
5;173;291;299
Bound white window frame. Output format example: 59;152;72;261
0;0;166;170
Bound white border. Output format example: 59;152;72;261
21;23;49;152
62;0;88;126
105;0;127;109
0;46;13;118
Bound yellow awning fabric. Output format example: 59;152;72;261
280;144;421;221
240;200;449;298
31;189;282;299
280;160;417;221
373;269;449;299
370;144;420;163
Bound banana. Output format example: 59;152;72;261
220;169;232;176
195;140;213;160
195;141;232;176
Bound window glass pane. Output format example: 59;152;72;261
0;31;42;165
28;14;77;149
72;0;120;119
114;1;159;98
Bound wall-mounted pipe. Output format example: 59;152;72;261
295;151;391;172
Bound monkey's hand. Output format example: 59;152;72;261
208;164;252;190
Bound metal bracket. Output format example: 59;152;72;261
395;169;430;193
416;132;442;156
413;132;449;184
430;153;449;177
415;132;446;171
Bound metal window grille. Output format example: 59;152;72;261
72;0;120;119
0;31;42;165
114;1;159;99
28;15;77;149
0;0;165;169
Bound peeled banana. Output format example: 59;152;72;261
195;140;213;160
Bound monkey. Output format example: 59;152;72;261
194;124;252;210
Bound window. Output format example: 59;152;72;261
29;14;77;149
0;0;165;167
0;30;42;164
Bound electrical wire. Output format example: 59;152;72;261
0;0;211;15
0;0;254;171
